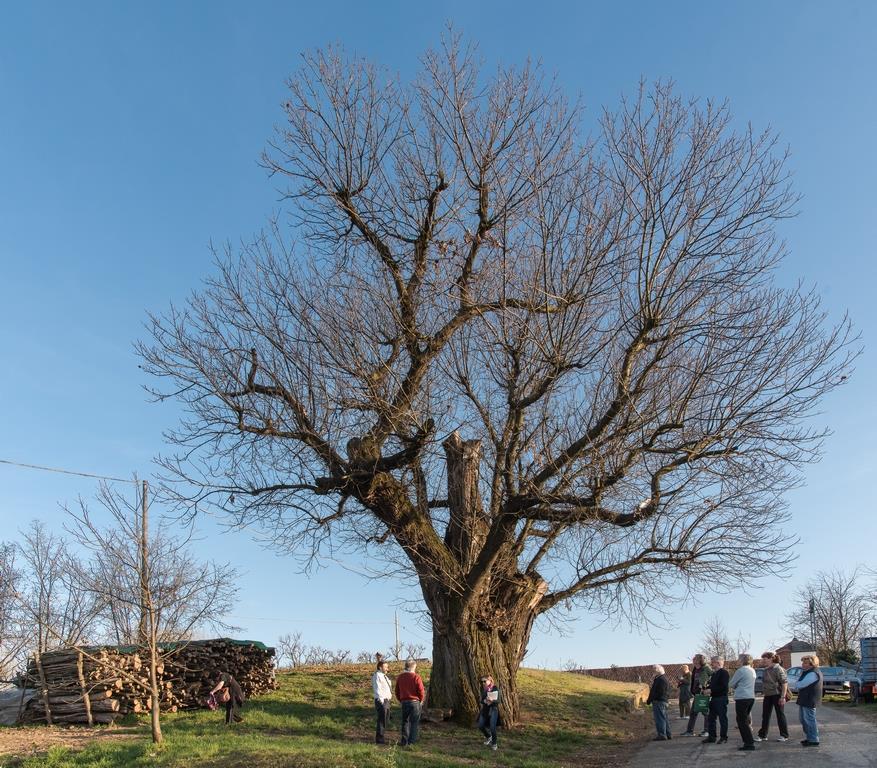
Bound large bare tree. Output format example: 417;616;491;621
139;40;855;723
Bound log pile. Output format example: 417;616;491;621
20;639;276;725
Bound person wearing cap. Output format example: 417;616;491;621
394;659;425;746
477;674;500;751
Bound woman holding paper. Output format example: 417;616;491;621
477;674;500;751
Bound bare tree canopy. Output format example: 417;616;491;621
139;37;856;723
65;483;240;647
699;616;736;661
784;568;874;664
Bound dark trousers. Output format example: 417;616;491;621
400;700;421;745
758;694;789;738
735;698;755;745
685;706;707;733
225;697;243;724
707;695;728;739
679;698;691;718
374;698;389;743
478;704;499;743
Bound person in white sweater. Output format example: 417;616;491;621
371;660;393;744
729;653;757;751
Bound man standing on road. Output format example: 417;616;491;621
372;660;392;744
646;664;672;741
702;656;729;744
394;659;426;747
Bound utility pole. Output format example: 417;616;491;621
394;611;401;660
808;597;816;649
138;480;149;646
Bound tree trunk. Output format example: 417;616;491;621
425;432;546;725
425;584;543;726
148;635;163;743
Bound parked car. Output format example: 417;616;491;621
787;665;857;696
754;667;764;695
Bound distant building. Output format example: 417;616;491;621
776;638;816;668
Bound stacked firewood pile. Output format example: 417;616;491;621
21;639;276;725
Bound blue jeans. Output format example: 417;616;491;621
478;705;499;743
798;705;819;743
652;700;671;738
400;700;421;745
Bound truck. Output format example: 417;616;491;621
858;637;877;702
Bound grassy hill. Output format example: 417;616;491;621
3;664;651;768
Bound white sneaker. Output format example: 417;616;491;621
775;736;788;742
492;743;498;751
484;738;493;746
755;737;764;742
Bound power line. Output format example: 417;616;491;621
0;458;134;484
229;615;394;625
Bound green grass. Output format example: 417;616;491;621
3;665;650;768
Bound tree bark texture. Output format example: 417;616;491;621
424;433;546;724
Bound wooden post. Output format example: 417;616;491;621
77;651;94;726
34;651;53;725
138;479;149;645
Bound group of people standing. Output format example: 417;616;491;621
371;659;501;751
648;651;824;749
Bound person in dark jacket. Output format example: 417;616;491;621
677;664;692;718
476;674;500;751
682;654;711;736
209;671;245;725
794;654;823;746
646;664;672;740
702;656;729;744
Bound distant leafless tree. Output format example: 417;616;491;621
404;642;426;660
700;616;736;661
66;484;239;647
785;568;874;664
277;631;305;668
302;645;331;666
0;544;27;677
16;521;102;654
140;36;856;724
65;482;240;743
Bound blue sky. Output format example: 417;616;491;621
1;0;874;668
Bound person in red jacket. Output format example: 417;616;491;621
394;659;426;746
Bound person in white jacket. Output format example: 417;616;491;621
729;653;757;751
372;660;393;744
